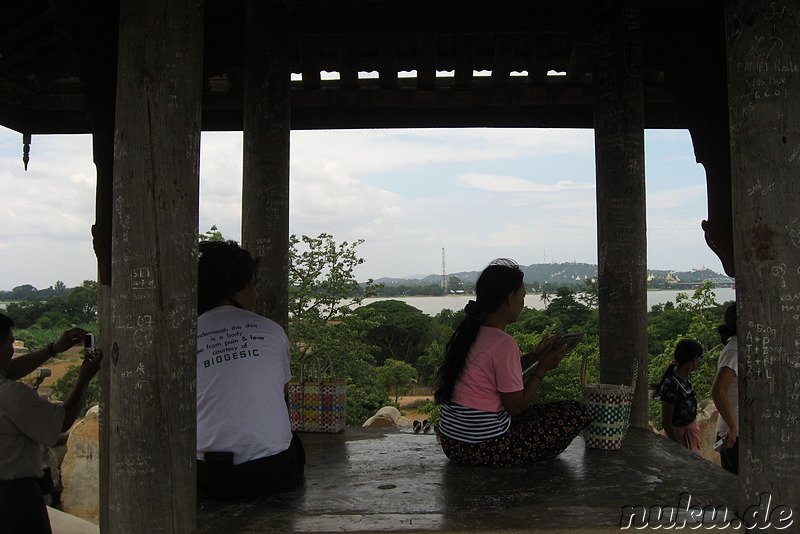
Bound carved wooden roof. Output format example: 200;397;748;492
0;0;723;135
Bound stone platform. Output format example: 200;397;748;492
196;427;739;533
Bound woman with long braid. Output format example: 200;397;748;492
434;259;591;467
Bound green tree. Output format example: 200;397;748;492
288;233;380;377
346;380;396;426
507;307;553;337
415;341;444;386
37;281;69;300
577;277;598;309
512;327;598;404
6;281;98;329
545;286;593;332
376;359;417;403
647;301;692;360
447;275;464;291
673;282;723;351
355;300;430;366
4;300;47;328
539;287;551;307
65;281;98;324
11;284;38;301
199;224;226;242
433;308;464;330
53;280;69;298
35;298;73;330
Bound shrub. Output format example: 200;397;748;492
345;382;396;427
51;365;101;418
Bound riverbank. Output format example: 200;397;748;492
359;288;736;316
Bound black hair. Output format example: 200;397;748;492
197;241;259;315
0;313;14;344
434;259;524;404
718;303;737;344
650;338;704;398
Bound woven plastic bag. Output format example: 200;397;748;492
288;377;347;433
580;355;637;450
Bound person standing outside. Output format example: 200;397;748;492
195;241;304;498
652;339;704;454
711;303;738;474
0;313;102;534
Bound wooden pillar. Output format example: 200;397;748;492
241;0;291;328
89;99;115;534
725;0;800;518
83;3;118;528
108;0;203;531
592;0;648;427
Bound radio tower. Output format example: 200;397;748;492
441;248;448;291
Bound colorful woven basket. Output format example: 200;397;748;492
288;378;347;433
580;355;637;450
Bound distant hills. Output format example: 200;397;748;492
374;263;727;287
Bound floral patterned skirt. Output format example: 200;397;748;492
439;400;592;467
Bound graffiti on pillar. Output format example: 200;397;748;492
771;262;787;288
787;218;800;248
131;266;155;289
728;3;800;161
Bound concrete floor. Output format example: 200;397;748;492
196;427;739;533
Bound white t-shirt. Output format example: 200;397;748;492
715;336;738;436
196;306;292;464
0;373;65;479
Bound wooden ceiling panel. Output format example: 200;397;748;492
0;0;719;134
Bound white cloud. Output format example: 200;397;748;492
647;185;707;209
456;172;595;193
0;125;719;289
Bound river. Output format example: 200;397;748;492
359;288;736;316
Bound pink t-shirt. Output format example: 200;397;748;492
451;327;524;412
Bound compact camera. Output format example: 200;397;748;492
84;333;96;355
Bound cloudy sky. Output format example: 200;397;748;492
0;124;723;291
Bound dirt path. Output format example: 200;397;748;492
14;343;84;395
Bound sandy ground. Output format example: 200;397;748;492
14;343;84;395
396;395;434;424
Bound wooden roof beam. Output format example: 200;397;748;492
454;35;476;88
491;35;515;87
376;36;399;89
565;42;592;85
416;34;437;90
288;1;592;38
299;35;322;90
337;36;360;89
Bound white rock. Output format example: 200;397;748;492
48;506;99;534
61;405;100;524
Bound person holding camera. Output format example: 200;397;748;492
434;259;592;467
0;312;103;534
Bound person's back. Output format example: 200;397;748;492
195;240;304;499
196;305;292;464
